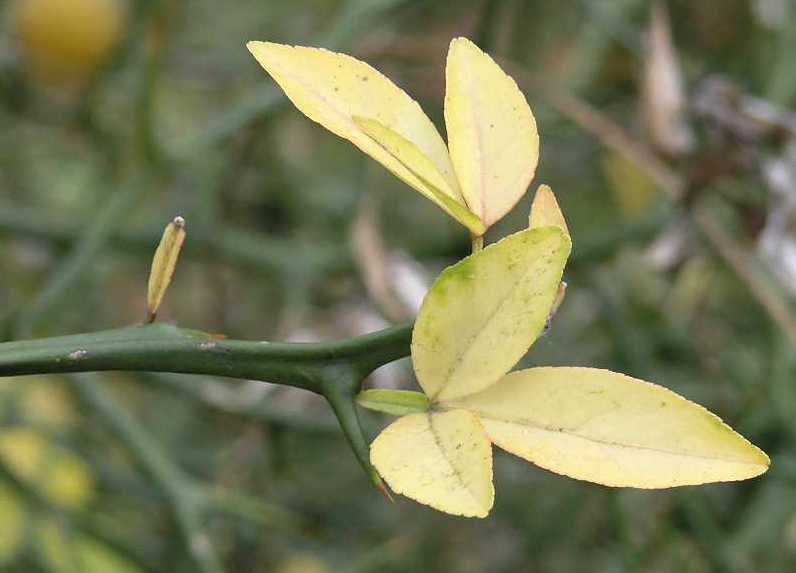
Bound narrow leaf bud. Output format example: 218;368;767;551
147;216;186;323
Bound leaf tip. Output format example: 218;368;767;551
530;184;570;240
245;40;263;55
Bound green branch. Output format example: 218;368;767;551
0;322;414;491
0;323;412;392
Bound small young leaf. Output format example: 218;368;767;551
356;389;430;416
446;367;770;488
370;410;494;517
412;227;571;402
445;37;539;230
529;185;570;239
354;117;484;235
530;185;569;324
247;42;461;212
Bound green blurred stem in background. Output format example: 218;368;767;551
0;321;413;489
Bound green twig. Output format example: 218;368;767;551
0;322;413;494
0;323;412;392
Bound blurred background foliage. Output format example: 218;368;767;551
1;0;796;571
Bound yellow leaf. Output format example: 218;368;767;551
412;227;570;402
445;37;539;230
529;185;569;321
529;184;570;240
370;409;493;517
247;42;463;218
354;117;484;235
447;367;770;488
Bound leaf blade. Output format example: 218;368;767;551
444;37;539;229
354;116;484;234
447;367;769;488
412;227;571;402
247;42;462;212
529;185;570;239
370;410;494;517
356;389;430;416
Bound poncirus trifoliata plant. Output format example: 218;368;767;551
247;37;769;518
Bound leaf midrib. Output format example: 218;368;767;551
463;410;763;465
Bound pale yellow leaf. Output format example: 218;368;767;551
529;185;569;321
412;227;570;402
370;409;494;517
354;117;484;235
447;367;770;488
247;42;463;216
529;184;570;240
445;37;539;229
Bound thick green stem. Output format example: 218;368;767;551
0;322;414;492
0;322;413;393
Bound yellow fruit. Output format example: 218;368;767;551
13;0;126;86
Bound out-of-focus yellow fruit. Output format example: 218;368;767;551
12;0;126;86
